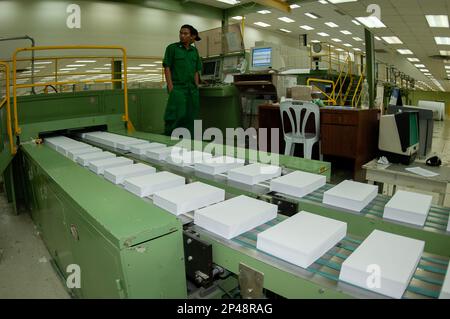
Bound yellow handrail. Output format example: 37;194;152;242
335;55;352;105
12;45;134;135
0;62;15;155
343;73;354;106
307;78;337;105
352;65;366;108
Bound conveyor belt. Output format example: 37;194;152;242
302;184;450;233
194;215;449;299
48;133;450;299
85;134;450;235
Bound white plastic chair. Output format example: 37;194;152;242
280;100;321;160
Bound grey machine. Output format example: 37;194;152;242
387;105;433;159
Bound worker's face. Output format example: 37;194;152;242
179;28;192;45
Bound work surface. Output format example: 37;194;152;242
363;159;450;206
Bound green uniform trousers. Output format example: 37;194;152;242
164;85;199;137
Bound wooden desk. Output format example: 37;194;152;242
258;105;379;181
321;108;379;181
363;159;450;206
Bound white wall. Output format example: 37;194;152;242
243;26;303;51
0;0;221;59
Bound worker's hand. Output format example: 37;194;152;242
168;83;174;93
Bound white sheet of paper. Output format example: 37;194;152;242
228;163;281;185
405;167;439;177
166;151;213;167
76;151;116;167
145;146;185;161
129;143;166;155
257;211;347;268
323;180;378;212
270;171;326;198
89;157;134;175
194;195;277;239
194;156;245;175
153;182;225;216
68;147;102;161
339;230;424;299
124;171;185;197
383;190;432;226
104;163;156;185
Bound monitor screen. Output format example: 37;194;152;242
202;61;217;77
252;47;272;68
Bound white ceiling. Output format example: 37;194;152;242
191;0;450;91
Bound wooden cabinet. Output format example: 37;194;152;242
258;105;379;181
320;109;379;181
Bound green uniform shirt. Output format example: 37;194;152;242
163;42;202;87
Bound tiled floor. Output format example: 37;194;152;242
429;119;450;165
0;193;70;299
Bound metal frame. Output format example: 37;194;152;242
0;62;15;155
12;45;134;135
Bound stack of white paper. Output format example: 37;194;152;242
194;195;278;239
383;190;432;226
89;157;133;175
115;139;148;151
323;180;378;212
228;163;282;185
257;211;347;268
145;146;185;161
129;142;166;155
84;132;147;150
339;230;424;299
166;151;213;167
440;265;450;299
56;141;89;156
270;171;326;198
124;171;185;197
104;163;156;185
194;156;245;175
76;151;116;167
45;136;74;151
68;147;102;161
153;182;225;216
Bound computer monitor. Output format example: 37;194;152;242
250;46;284;72
201;59;221;81
252;47;272;68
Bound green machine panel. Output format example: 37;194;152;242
21;143;187;298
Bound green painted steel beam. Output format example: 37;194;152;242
365;28;376;108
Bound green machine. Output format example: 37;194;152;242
3;89;450;299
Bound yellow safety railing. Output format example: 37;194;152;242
343;73;354;106
352;65;366;108
12;45;135;135
306;78;337;105
9;55;165;94
0;62;15;155
335;55;352;105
